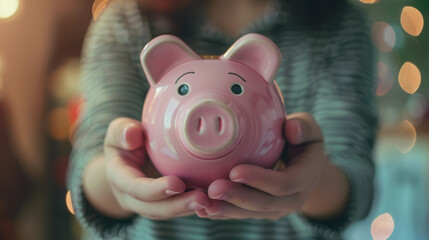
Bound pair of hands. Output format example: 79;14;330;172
104;113;327;221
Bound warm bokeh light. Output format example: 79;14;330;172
398;62;421;94
360;0;378;4
371;22;396;52
0;0;19;19
371;213;394;240
376;62;393;96
48;108;71;141
396;120;417;154
93;0;109;21
50;59;81;102
383;26;396;49
401;6;424;37
66;191;75;215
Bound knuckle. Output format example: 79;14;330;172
256;198;275;212
126;179;147;200
107;118;125;135
111;117;129;128
160;175;181;190
272;189;286;197
126;179;136;194
190;191;206;202
120;178;137;198
272;182;291;197
136;205;165;220
105;172;116;187
213;205;225;215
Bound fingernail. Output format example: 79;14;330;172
293;120;303;141
211;193;230;201
165;189;181;196
121;123;135;147
231;177;249;184
121;127;129;147
196;209;209;218
188;202;206;210
208;208;223;216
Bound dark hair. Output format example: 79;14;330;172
282;0;346;30
138;0;347;34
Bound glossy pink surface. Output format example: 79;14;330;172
141;34;286;189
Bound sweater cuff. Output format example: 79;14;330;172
300;153;374;239
68;148;137;239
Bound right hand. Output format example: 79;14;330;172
104;117;210;220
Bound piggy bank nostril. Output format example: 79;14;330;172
197;117;203;134
217;117;223;134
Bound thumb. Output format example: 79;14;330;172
105;117;144;151
285;112;323;145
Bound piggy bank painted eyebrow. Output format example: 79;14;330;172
140;33;286;189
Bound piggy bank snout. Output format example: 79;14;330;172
178;100;241;160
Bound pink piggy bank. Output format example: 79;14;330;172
140;33;286;189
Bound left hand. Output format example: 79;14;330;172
195;112;328;220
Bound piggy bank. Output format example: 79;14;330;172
140;33;286;189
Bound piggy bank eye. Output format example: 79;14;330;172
178;84;190;96
231;84;243;95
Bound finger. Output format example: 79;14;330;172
105;117;144;151
285;112;323;145
108;157;187;201
208;179;299;212
204;200;286;220
229;164;301;196
195;208;230;220
126;190;210;220
195;209;208;218
286;142;326;186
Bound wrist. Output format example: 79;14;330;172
301;157;349;220
82;155;134;219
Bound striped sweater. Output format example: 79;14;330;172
68;0;377;239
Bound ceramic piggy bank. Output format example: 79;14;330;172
141;33;286;189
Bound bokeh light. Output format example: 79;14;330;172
0;0;19;19
376;62;394;96
395;120;417;154
398;62;421;94
372;22;396;52
66;191;75;215
50;59;81;102
371;213;394;240
92;0;109;21
401;6;424;37
48;108;71;141
360;0;378;4
383;26;396;49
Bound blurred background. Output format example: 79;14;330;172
0;0;427;239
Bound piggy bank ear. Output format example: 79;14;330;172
141;35;200;87
221;33;281;83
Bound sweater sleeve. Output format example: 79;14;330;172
302;4;378;238
66;1;151;238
